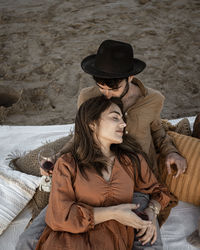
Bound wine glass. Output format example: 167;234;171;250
38;148;56;174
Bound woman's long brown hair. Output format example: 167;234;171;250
71;95;152;185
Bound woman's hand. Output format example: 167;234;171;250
112;204;152;230
136;207;157;245
40;167;53;176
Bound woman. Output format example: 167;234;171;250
36;96;171;250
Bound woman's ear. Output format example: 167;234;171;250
89;122;96;132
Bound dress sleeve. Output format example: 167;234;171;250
134;155;171;210
45;155;94;233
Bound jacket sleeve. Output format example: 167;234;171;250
151;119;180;157
147;89;180;157
45;155;94;233
134;155;171;210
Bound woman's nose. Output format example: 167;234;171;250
119;121;126;128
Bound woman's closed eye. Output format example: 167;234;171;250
112;116;120;121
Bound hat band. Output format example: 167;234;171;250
95;58;133;75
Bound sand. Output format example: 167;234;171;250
0;0;199;125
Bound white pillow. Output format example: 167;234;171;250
0;167;41;235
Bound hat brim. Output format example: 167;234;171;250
81;54;146;78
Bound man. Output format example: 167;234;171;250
16;40;186;250
62;39;187;178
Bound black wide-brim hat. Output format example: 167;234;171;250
81;40;146;79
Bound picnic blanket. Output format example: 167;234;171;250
0;117;199;250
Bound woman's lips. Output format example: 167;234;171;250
116;130;123;135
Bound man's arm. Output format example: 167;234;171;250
151;119;187;177
151;119;178;156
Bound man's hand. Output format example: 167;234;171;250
165;152;187;178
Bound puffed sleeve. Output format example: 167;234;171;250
134;155;171;210
45;154;95;233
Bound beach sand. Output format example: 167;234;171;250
0;0;199;125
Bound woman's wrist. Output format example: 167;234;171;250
93;206;116;225
110;205;123;221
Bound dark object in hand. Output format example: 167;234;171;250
41;161;54;172
134;210;149;221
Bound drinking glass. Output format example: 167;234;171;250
38;148;56;174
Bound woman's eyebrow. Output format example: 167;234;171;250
109;111;122;116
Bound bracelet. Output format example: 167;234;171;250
148;204;160;216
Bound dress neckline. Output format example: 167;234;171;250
99;157;116;183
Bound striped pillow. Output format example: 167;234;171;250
0;167;40;235
160;131;200;206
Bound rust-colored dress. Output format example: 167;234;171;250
36;153;171;250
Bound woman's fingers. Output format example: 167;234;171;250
40;167;50;176
114;203;152;229
134;216;152;229
151;229;157;244
140;234;153;245
139;225;156;245
139;227;152;242
136;228;146;237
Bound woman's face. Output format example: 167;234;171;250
93;103;126;146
